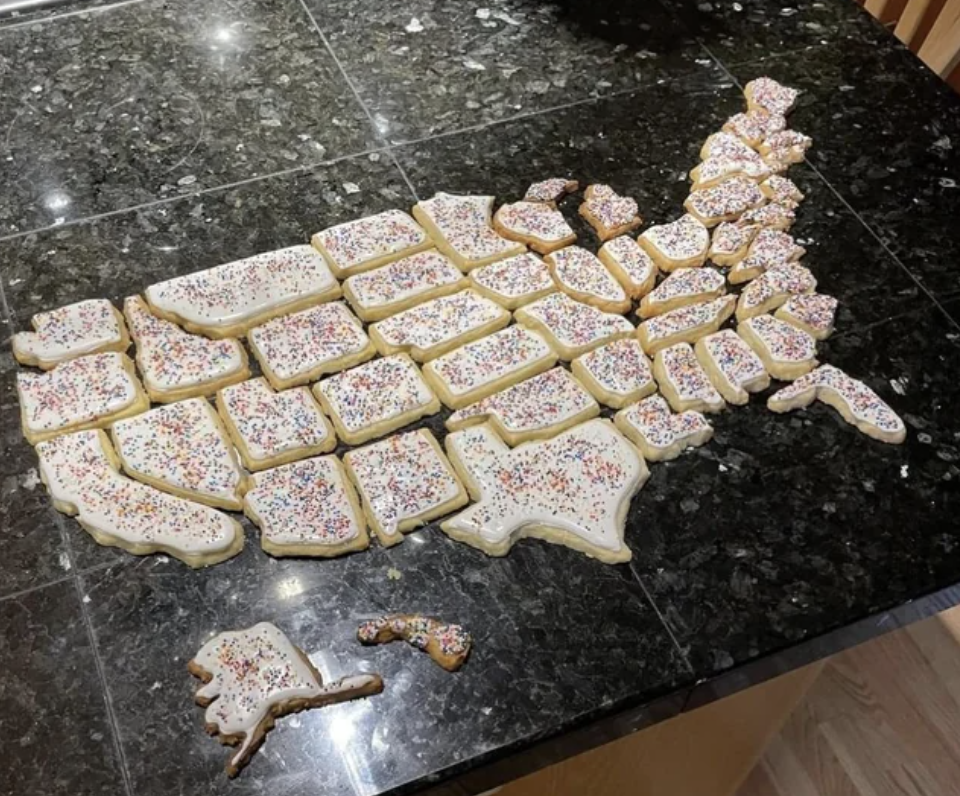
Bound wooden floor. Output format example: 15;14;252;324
737;605;960;796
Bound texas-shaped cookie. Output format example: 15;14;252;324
13;298;129;369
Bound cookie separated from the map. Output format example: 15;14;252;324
514;292;635;360
358;615;472;671
684;177;766;227
761;175;805;207
216;378;336;472
13;299;129;370
468;252;557;310
17;352;149;445
708;222;760;267
614;394;714;462
722;107;787;148
545;245;631;314
36;429;243;567
311;208;432;278
744;77;799;117
523;178;579;207
578;184;643;241
736;262;817;321
695;329;770;405
767;364;906;444
493;201;577;255
413;192;526;271
123;296;249;403
343;429;467;547
145;245;341;339
774;293;838;341
638;267;726;319
637;295;737;356
189;622;384;777
653;342;726;414
598;235;658;299
571;338;656;409
638;214;710;272
442;419;647;564
729;229;805;285
737;314;818;381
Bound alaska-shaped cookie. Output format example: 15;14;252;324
468;252;557;310
723;107;787;148
358;615;472;671
598;236;658;299
514;293;635;360
571;338;656;409
637;295;737;355
729;228;805;284
493;201;577;255
695;329;770;405
653;342;725;414
708;221;760;267
638;214;710;271
684;177;766;227
442;419;647;564
13;299;129;370
745;77;799;116
614;394;713;462
736;262;817;321
545;245;631;314
523;177;579;206
737;314;817;381
578;184;642;241
638;267;726;319
311;209;432;278
775;293;838;340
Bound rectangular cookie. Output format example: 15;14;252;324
637;295;737;356
571;338;656;409
653;342;726;414
13;298;129;370
514;292;635;360
467;252;557;310
311;209;432;278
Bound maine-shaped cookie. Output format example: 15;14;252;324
598;236;658;299
729;228;805;284
638;267;726;319
638;214;710;272
736;262;817;320
468;252;557;310
545;245;631;314
13;299;129;370
708;221;759;267
523;177;579;206
578;184;642;241
745;77;799;116
571;338;656;409
637;295;737;355
653;342;725;414
514;292;634;360
311;208;432;278
684;177;766;227
737;314;817;381
614;394;713;462
493;201;577;254
695;329;770;405
775;293;838;340
358;615;472;671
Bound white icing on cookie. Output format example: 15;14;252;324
494;201;576;251
745;77;799;116
415;193;524;266
700;132;760;161
775;293;838;339
574;338;655;404
737;262;817;320
547;246;629;308
524;178;578;204
709;222;759;261
615;394;713;461
739;202;796;230
761;130;812;165
639;214;710;264
13;299;124;367
469;252;556;307
729;228;805;283
641;267;726;317
654;343;725;413
516;293;634;356
684;177;766;225
737;314;817;378
696;329;769;404
761;175;805;207
343;250;464;317
637;295;737;354
579;184;641;235
311;209;429;274
723;108;787;146
692;155;771;189
598;236;658;297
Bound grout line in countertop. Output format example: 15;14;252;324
633;572;697;677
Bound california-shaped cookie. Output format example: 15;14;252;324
598;235;658;299
343;429;467;547
468;252;556;310
775;293;838;340
653;342;725;414
637;295;737;356
638;267;726;319
571;338;655;409
358;615;472;671
723;107;787;148
739;202;796;232
614;394;713;462
523;177;579;206
442;419;647;564
684;177;766;228
767;364;906;444
694;329;769;405
729;228;805;285
708;221;759;267
37;430;242;567
545;245;631;314
493;201;576;255
311;209;431;278
514;292;634;360
745;77;799;117
578;184;642;241
189;623;383;777
736;262;816;321
761;175;805;208
737;314;817;381
13;299;129;370
638;214;710;272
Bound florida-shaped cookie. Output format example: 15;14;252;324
13;298;129;370
738;201;797;232
545;245;631;314
737;314;817;381
311;208;432;278
571;338;656;409
523;177;579;206
514;292;634;360
493;200;577;255
744;77;799;116
614;394;713;462
468;252;557;310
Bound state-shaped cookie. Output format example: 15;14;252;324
343;429;468;547
578;184;642;241
699;131;760;162
709;221;760;267
736;262;817;321
638;267;726;319
442;419;647;564
729;228;805;285
723;107;787;148
638;214;710;271
690;153;771;191
761;175;805;208
37;430;242;567
775;293;838;340
493;201;577;255
737;314;818;381
614;394;713;462
467;252;557;310
738;202;796;232
571;338;656;409
653;342;725;414
694;329;770;405
514;292;635;360
358;615;472;672
684;177;766;227
311;208;432;278
598;236;658;299
13;299;129;370
760;130;812;167
745;77;799;117
145;246;341;338
637;295;737;356
545;245;631;314
524;177;579;206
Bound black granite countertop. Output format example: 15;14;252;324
2;1;960;794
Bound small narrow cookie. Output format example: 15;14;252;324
446;366;599;446
760;130;812;166
690;154;771;191
37;429;242;567
468;252;556;310
423;324;558;409
738;202;797;232
709;221;760;267
493;201;577;255
369;289;511;362
413;192;526;271
124;296;249;403
216;378;336;472
247;302;375;390
684;177;766;227
442;419;646;564
767;364;906;444
514;292;635;360
723;108;787;148
729;228;805;285
653;343;725;414
638;267;726;319
737;314;818;381
342;250;467;322
314;354;440;446
775;293;838;340
545;245;631;314
578;184;642;241
358;615;472;671
343;429;467;547
17;352;149;445
761;175;805;208
524;178;579;207
736;262;817;321
571;338;656;408
694;329;770;405
700;131;759;162
145;246;341;339
189;623;383;777
638;214;710;272
637;295;737;356
745;77;799;116
598;236;658;299
614;395;713;462
311;209;432;278
13;299;129;370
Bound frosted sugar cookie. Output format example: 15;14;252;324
775;293;838;340
311;209;431;278
369;289;510;362
637;295;737;356
13;299;128;370
413;192;525;271
342;250;467;322
514;292;634;360
358;615;471;671
614;395;713;462
690;152;771;191
736;262;817;321
571;338;655;409
524;178;579;207
694;329;770;405
442;419;646;564
767;364;906;444
244;456;370;557
145;246;341;339
745;77;799;116
598;235;658;299
739;201;796;232
761;175;805;207
638;214;710;272
578;184;642;241
314;354;440;445
684;177;766;227
545;245;631;314
111;398;250;510
638;267;726;319
708;221;759;267
737;314;817;381
446;366;599;446
248;301;375;390
653;343;725;414
493;201;577;255
423;324;557;409
216;378;335;471
468;252;556;310
729;229;805;285
760;130;812;166
17;352;148;445
723;108;787;148
699;131;759;162
189;623;383;777
37;429;242;567
124;296;248;403
343;429;467;547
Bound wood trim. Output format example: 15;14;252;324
918;0;960;75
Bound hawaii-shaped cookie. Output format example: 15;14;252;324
598;236;658;299
523;177;579;206
571;338;656;409
578;184;642;241
358;615;472;671
637;295;737;355
737;314;818;381
442;419;647;564
684;177;766;227
13;298;129;369
729;229;805;284
514;292;634;360
468;252;557;310
736;262;817;320
545;245;631;314
775;293;838;340
695;329;770;405
639;267;726;319
638;214;710;272
493;201;577;254
614;394;713;462
311;209;432;278
189;623;384;777
653;342;725;414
